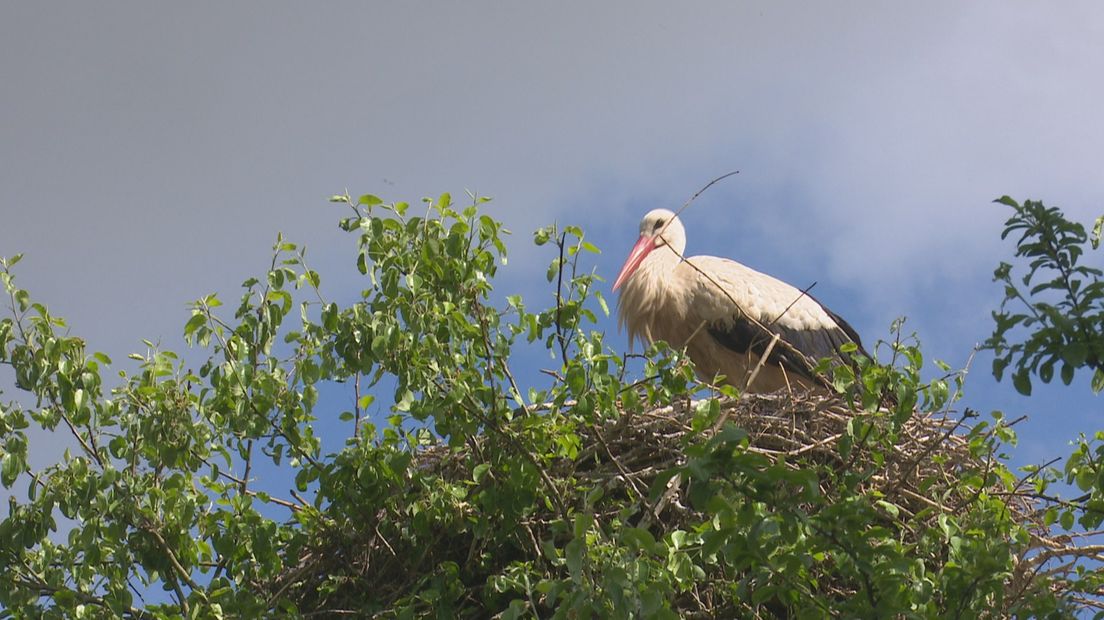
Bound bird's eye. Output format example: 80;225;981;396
653;219;665;231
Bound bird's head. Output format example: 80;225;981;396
612;208;687;291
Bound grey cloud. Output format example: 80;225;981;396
1;1;1103;491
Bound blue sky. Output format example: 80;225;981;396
2;3;1103;498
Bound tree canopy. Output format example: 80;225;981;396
1;192;1103;618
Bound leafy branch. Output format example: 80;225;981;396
985;196;1104;394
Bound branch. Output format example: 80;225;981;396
13;578;151;619
140;521;207;610
554;232;569;362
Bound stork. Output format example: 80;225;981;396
613;208;866;393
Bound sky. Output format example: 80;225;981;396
2;3;1103;501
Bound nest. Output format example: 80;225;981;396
271;393;1101;616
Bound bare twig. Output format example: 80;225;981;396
669;170;741;222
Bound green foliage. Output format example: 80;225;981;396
0;192;1099;618
985;196;1104;395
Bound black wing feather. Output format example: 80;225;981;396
706;294;866;383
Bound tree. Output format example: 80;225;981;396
0;191;1101;617
986;196;1104;395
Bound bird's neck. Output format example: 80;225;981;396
618;244;689;347
624;244;684;304
640;244;682;278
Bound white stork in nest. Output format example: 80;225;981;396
613;208;866;393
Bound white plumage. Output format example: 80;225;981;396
614;208;864;393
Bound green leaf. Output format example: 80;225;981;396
305;269;321;289
1061;363;1075;386
322;303;338;330
876;500;901;518
1012;369;1032;396
621;527;657;552
1059;339;1086;364
1039;360;1054;383
1;453;21;487
533;226;553;246
395;390;414;412
712;422;748;447
573;512;594;539
595;291;610;317
565;539;584;583
184;313;206;337
992;356;1009;381
472;463;491;483
1075;468;1095;491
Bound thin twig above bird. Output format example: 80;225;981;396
613;208;866;393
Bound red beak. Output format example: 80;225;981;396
613;235;655;291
